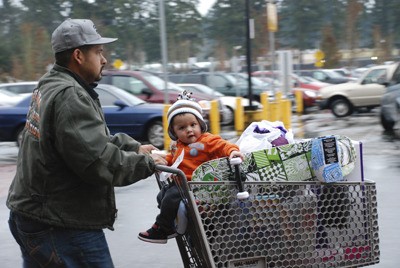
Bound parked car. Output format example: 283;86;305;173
252;71;327;110
100;69;213;104
318;63;399;117
331;68;352;77
229;72;274;93
293;74;332;89
0;84;166;148
0;81;37;96
380;64;400;130
300;69;356;84
168;72;267;101
351;67;371;78
177;83;263;125
99;69;229;125
0;89;25;107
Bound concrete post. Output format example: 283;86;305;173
275;91;282;121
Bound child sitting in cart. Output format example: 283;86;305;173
138;91;243;244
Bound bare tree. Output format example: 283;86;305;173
345;0;363;67
321;26;341;68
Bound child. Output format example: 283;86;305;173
138;91;243;244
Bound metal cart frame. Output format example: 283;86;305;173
155;165;380;268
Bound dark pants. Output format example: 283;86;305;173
8;211;114;268
155;183;182;232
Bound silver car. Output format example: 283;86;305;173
380;66;400;130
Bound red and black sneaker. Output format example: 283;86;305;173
138;223;177;244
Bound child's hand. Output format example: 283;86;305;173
229;150;244;160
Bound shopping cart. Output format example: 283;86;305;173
154;161;380;268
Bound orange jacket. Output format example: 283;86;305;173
166;133;239;181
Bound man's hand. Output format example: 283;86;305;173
150;153;167;166
139;144;157;154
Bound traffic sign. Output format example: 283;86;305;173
314;50;325;67
113;59;124;69
315;50;325;60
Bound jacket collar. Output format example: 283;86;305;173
53;64;99;100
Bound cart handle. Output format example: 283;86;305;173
230;158;249;200
155;165;190;193
155;164;186;178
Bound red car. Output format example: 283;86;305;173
100;69;229;124
101;69;215;104
252;71;331;110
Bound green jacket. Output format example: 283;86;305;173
7;64;155;230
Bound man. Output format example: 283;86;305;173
7;18;167;267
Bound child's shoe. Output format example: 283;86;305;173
138;223;177;244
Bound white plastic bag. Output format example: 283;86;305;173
235;120;294;153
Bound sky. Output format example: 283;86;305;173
1;0;217;16
197;0;216;16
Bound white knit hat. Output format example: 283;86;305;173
167;91;207;141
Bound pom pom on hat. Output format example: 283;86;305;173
167;91;207;140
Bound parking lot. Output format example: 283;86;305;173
0;110;399;267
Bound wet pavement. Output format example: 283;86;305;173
1;109;400;267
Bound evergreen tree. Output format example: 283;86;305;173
205;0;247;61
278;0;325;50
2;0;400;80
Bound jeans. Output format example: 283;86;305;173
8;211;114;268
155;183;181;232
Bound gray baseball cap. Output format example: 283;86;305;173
51;18;117;53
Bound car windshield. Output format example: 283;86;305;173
98;85;145;106
141;72;182;91
141;72;168;90
301;76;320;83
292;73;310;84
167;82;186;92
0;89;19;97
237;73;267;87
223;73;239;85
181;84;224;96
324;69;346;78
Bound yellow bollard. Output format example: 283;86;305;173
295;90;304;114
235;97;244;135
209;100;220;135
163;104;171;151
269;102;277;121
260;92;269;120
282;99;292;130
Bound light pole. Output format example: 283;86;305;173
245;0;256;110
159;0;169;104
267;0;277;95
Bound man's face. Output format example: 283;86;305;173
79;45;107;84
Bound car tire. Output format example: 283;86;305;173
380;112;395;131
147;120;164;149
331;99;353;117
223;106;234;126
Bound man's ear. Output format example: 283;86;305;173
72;48;85;64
